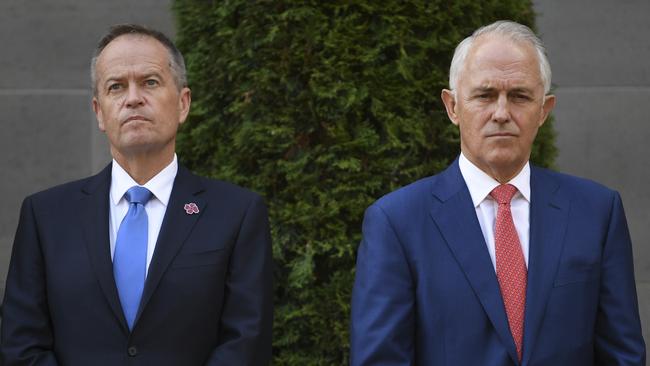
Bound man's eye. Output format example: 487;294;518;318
512;94;531;101
145;79;159;87
108;83;122;92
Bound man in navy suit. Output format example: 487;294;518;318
351;20;645;365
1;24;272;365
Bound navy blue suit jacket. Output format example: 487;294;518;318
1;164;273;365
351;159;645;365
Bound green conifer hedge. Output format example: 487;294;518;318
174;1;554;364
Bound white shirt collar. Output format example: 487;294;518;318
110;154;178;206
458;152;531;207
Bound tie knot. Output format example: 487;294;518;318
490;184;518;205
125;186;152;205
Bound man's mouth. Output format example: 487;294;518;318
487;132;517;137
122;115;150;125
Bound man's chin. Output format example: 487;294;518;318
112;140;158;156
489;157;528;178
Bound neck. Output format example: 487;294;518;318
487;162;526;184
461;152;527;184
491;170;520;184
112;148;175;185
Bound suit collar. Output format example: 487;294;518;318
80;163;130;332
430;160;571;365
134;165;206;325
81;163;112;196
80;163;208;333
458;153;531;206
110;154;178;206
521;166;569;365
429;158;466;202
429;159;521;364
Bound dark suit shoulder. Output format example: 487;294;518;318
532;166;622;219
23;173;105;215
28;176;93;199
372;175;437;215
533;166;618;199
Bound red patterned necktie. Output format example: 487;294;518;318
490;184;527;361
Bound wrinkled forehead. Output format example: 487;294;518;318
96;34;171;73
461;35;543;89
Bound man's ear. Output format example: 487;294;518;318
539;94;556;127
441;89;459;126
92;97;105;131
178;87;191;125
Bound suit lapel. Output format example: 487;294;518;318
521;167;569;365
135;166;206;324
429;160;519;364
79;163;129;332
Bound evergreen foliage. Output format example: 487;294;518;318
174;1;554;364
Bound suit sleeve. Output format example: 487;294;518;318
594;192;646;365
204;194;273;366
350;203;415;366
0;197;59;365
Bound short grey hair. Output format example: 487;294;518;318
448;20;552;94
90;24;187;96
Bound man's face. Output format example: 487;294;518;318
92;35;190;161
441;35;555;181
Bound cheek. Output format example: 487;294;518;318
518;112;544;136
102;107;117;125
524;126;541;144
102;108;125;133
460;115;489;136
458;125;485;151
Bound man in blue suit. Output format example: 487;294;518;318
351;20;645;365
1;24;272;365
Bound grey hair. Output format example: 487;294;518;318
90;24;187;96
448;20;552;94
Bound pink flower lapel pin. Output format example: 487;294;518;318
184;202;200;215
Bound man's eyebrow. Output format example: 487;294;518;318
470;86;496;93
469;86;535;94
102;71;163;83
103;75;124;85
508;87;534;94
142;72;163;79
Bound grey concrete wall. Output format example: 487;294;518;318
0;0;175;300
534;1;650;361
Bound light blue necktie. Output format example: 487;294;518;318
113;186;152;330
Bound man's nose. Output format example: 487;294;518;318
125;85;145;108
492;94;510;123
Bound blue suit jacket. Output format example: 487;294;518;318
1;164;273;365
351;159;645;365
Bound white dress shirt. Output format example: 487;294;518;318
458;153;530;270
109;154;178;274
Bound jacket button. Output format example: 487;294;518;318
127;346;138;357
